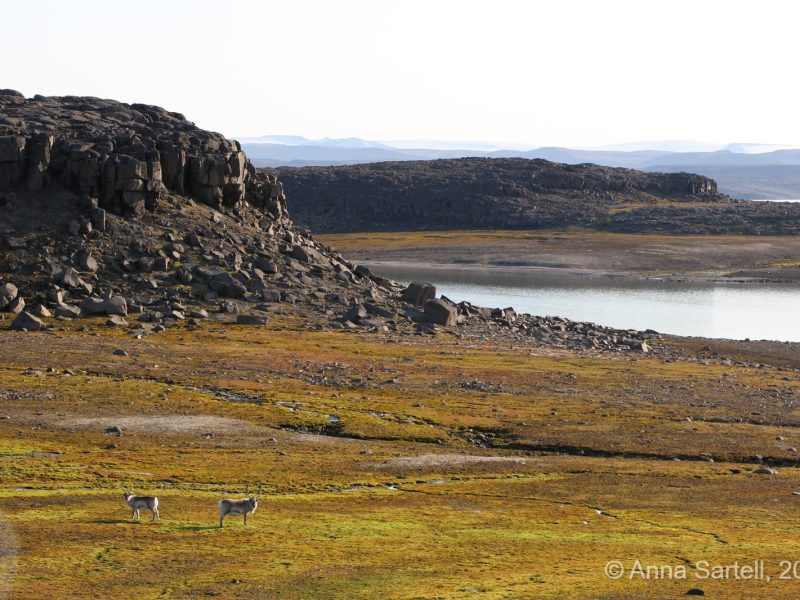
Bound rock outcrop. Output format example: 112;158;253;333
272;157;729;233
0;90;286;219
0;91;664;356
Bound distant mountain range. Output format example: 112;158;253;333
238;136;800;199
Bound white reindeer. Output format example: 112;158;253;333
219;484;261;528
122;488;160;522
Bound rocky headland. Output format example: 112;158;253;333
0;90;658;355
273;158;800;235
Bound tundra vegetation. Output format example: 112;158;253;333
1;317;800;599
2;91;800;599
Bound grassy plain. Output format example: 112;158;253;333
1;317;800;598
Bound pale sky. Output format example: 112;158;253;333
4;0;800;147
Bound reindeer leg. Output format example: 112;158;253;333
243;513;248;526
219;514;224;529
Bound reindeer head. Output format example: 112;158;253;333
245;483;263;510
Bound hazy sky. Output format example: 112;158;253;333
4;0;800;147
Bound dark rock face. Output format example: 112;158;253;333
0;90;286;219
273;157;727;233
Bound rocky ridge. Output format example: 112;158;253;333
0;92;657;355
273;158;800;235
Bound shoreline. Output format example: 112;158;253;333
319;230;800;285
360;259;800;285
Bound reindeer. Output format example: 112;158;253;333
122;487;160;522
219;484;261;528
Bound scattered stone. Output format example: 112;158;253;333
8;295;25;314
105;315;128;327
402;282;436;306
261;289;282;302
236;314;267;326
75;251;99;273
753;467;777;475
342;304;367;324
364;302;396;319
424;298;458;326
112;348;128;356
105;425;122;435
54;266;84;289
54;303;81;318
0;282;18;309
208;272;247;298
10;311;45;331
32;304;52;318
176;266;193;284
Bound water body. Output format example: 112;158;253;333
752;198;800;202
371;264;800;342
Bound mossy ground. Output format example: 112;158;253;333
1;319;800;598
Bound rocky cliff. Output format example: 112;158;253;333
274;158;800;235
0;92;659;354
0;90;285;219
272;158;728;233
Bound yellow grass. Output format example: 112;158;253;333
1;320;800;598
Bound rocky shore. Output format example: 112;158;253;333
0;91;660;357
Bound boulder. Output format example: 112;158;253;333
11;311;45;331
402;282;436;306
54;267;83;289
0;282;17;309
254;257;278;274
261;289;282;302
364;302;397;319
7;295;25;314
354;265;372;278
342;304;367;324
79;297;106;315
75;252;99;273
753;467;777;475
32;304;52;318
80;296;127;316
424;298;458;326
175;266;193;284
103;296;128;316
54;303;81;318
290;245;315;263
236;314;267;326
105;315;128;327
208;272;247;298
